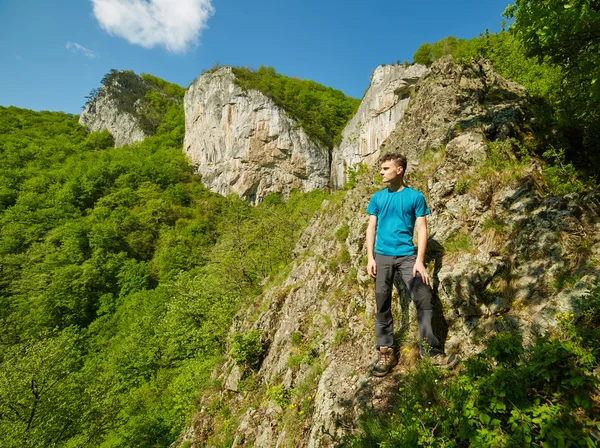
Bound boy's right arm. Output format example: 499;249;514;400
366;215;377;278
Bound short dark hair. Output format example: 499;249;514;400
380;152;407;171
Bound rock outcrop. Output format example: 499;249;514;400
79;71;151;148
173;58;600;447
80;93;148;148
330;64;427;189
184;68;330;203
383;57;529;154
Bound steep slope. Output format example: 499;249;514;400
330;63;427;189
173;57;599;447
184;67;335;203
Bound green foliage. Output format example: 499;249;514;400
444;231;473;254
542;145;594;195
335;224;350;243
0;328;84;448
333;328;347;347
141;73;186;99
290;331;303;346
482;217;507;234
413;36;483;67
354;303;600;447
505;1;600;160
453;176;472;195
231;66;360;148
344;162;369;189
230;330;264;371
84;129;114;150
0;105;330;446
287;331;320;371
266;384;290;408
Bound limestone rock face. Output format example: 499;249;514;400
330;64;428;189
79;89;148;148
384;56;529;156
184;67;330;203
173;58;600;447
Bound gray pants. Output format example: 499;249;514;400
374;254;441;355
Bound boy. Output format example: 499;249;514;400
366;152;457;377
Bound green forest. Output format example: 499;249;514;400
0;99;331;446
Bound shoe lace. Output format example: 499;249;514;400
379;350;389;365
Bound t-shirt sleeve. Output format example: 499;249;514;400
366;195;379;216
415;193;430;217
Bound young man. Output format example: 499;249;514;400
366;152;457;377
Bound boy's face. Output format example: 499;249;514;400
380;160;404;183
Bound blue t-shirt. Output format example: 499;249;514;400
366;187;430;256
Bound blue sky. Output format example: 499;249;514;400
0;0;512;114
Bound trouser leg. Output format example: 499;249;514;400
374;254;395;348
398;255;441;355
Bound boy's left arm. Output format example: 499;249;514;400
414;216;429;285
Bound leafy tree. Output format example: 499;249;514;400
0;328;85;448
413;42;434;65
505;0;600;163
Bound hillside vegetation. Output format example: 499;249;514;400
0;102;331;447
231;66;361;149
412;1;600;176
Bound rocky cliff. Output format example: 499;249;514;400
80;91;148;148
183;68;330;203
173;57;600;447
79;70;182;148
330;63;427;189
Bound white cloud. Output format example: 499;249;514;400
66;41;100;58
91;0;214;53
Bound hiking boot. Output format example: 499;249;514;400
370;346;398;377
429;353;459;370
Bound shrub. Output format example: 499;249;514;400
230;330;264;371
345;163;369;189
353;292;600;447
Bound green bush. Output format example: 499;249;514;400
353;288;600;447
230;330;264;370
345;163;369;189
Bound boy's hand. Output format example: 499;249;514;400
367;258;377;278
413;259;429;285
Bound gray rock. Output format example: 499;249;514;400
331;64;428;189
79;92;148;148
184;67;330;203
